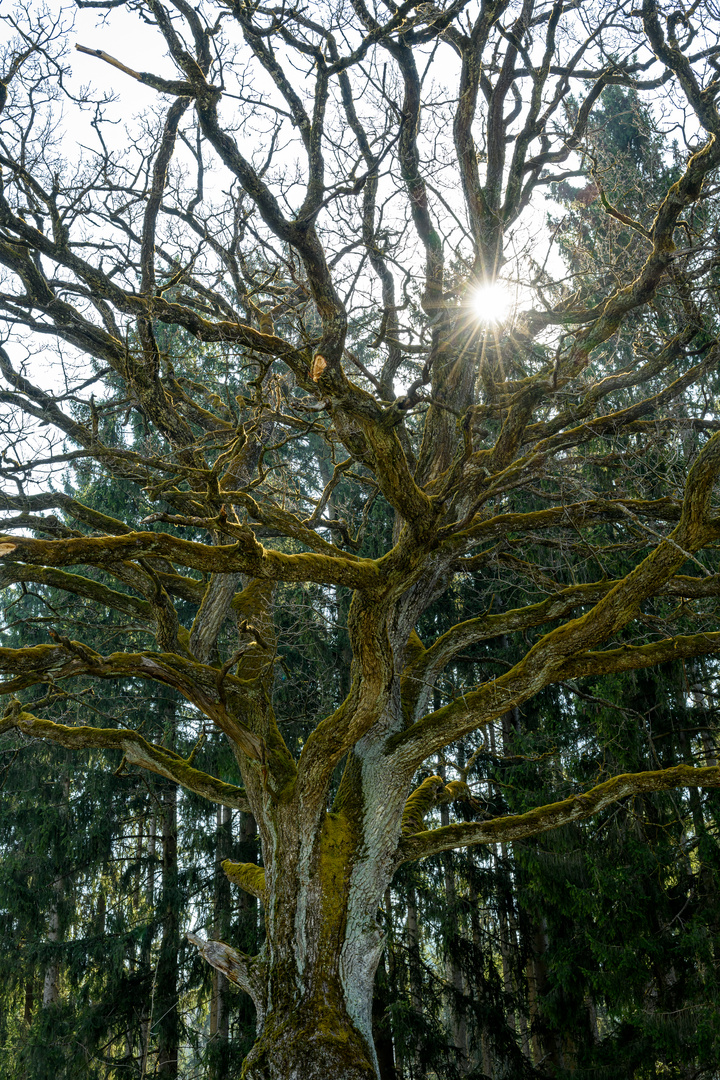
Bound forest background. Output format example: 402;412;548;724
1;1;720;1078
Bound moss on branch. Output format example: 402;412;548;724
392;429;720;771
401;776;476;835
0;562;156;621
401;775;445;835
222;859;266;899
0;530;380;590
558;630;720;679
401;573;720;721
391;625;720;775
0;703;249;810
397;763;720;863
0;642;272;766
444;496;683;550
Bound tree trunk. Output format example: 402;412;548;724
210;805;231;1080
372;951;396;1080
440;801;468;1073
147;811;156;906
468;860;493;1078
157;781;179;1077
239;810;382;1080
140;806;156;1077
42;883;61;1007
43;773;69;1008
406;884;427;1079
196;759;416;1080
243;1006;377;1080
528;917;562;1073
193;668;420;1080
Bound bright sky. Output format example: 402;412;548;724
70;4;171;106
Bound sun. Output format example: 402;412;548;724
472;282;512;325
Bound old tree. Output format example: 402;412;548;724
3;0;720;1075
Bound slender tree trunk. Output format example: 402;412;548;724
498;902;516;1036
140;806;156;1078
157;780;179;1077
528;917;561;1073
42;883;61;1006
147;810;156;907
497;711;533;1058
382;889;401;1080
372;951;396;1080
406;884;427;1079
586;994;599;1047
210;804;231;1079
468;860;493;1078
440;801;468;1073
503;865;530;1061
43;774;69;1007
527;949;542;1065
135;816;144;911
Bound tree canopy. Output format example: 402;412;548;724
2;1;720;1077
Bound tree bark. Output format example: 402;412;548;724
239;810;383;1079
406;884;427;1079
157;773;179;1076
42;883;61;1007
43;773;69;1008
210;804;231;1080
140;807;156;1077
372;951;396;1080
156;780;179;1076
199;772;411;1080
440;801;468;1073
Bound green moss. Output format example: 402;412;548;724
399;763;720;863
443;779;471;801
317;812;354;905
222;859;266;899
400;629;426;722
240;1000;377;1080
401;775;445;835
0;706;248;809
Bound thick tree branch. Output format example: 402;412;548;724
392;428;720;769
0;702;250;810
0;531;380;590
397;764;720;863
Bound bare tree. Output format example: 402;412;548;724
2;1;720;1076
